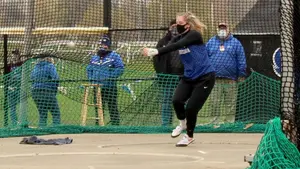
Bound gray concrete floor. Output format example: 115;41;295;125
0;133;263;169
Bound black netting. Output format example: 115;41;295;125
280;0;300;150
0;1;299;167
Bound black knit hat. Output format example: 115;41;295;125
99;35;111;47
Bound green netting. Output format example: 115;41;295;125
247;117;300;169
0;58;279;137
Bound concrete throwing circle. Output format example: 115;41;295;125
0;152;204;166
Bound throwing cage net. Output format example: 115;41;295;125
0;0;299;168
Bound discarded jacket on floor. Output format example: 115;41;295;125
20;136;73;145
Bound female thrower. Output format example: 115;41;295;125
142;12;216;147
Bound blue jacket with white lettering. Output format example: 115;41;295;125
157;30;215;80
206;34;247;80
86;51;124;88
178;44;215;80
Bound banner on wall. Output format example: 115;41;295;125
272;48;281;78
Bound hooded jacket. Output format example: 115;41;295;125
206;34;247;80
30;60;59;90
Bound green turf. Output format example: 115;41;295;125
0;56;216;128
0;56;158;127
0;47;280;130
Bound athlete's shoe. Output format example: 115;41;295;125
175;134;195;147
171;125;186;138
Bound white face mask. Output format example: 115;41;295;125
218;30;227;39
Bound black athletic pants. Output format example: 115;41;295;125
172;72;215;138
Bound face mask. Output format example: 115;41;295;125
218;30;227;39
97;47;109;57
170;27;178;37
176;24;187;34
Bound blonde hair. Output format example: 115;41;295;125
177;12;207;35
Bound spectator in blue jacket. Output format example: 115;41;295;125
86;35;124;126
206;23;246;123
30;55;61;127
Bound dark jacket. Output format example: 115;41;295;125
153;32;184;75
20;136;73;145
7;60;24;88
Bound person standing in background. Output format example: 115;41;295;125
7;49;24;126
154;19;184;126
86;35;124;126
30;54;61;127
206;23;247;123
